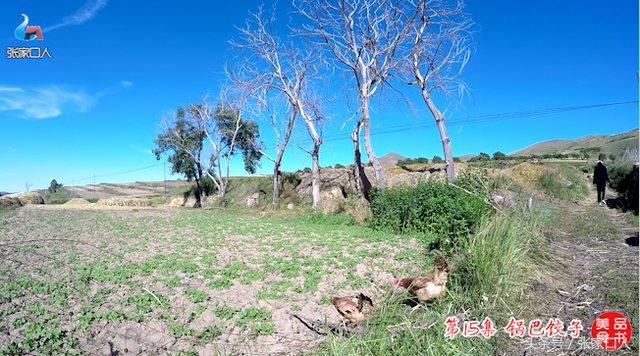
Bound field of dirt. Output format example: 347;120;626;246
66;181;191;199
0;204;421;355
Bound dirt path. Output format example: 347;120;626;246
513;185;639;355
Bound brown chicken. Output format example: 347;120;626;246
330;293;374;324
395;256;449;302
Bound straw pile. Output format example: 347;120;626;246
0;196;23;208
64;198;91;205
97;197;153;207
167;197;184;207
17;192;45;205
511;163;544;184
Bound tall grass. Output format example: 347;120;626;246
538;165;588;202
310;202;552;356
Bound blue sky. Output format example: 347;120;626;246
1;0;638;193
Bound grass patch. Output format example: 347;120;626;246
538;165;589;202
571;207;620;239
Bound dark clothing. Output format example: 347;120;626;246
593;162;609;203
596;182;606;203
593;163;609;184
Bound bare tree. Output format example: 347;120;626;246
24;182;32;192
407;0;475;182
230;5;328;208
295;0;420;196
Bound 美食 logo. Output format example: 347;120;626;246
15;14;43;41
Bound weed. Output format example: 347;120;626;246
183;288;210;303
207;278;234;290
213;306;240;320
195;326;222;344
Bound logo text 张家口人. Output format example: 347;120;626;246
6;46;52;59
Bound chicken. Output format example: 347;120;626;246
395;256;449;303
330;293;374;324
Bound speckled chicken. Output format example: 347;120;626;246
395;256;449;302
330;293;374;324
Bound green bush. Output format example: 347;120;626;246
609;162;638;214
368;180;489;252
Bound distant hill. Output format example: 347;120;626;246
509;129;639;157
378;152;407;166
458;154;475;162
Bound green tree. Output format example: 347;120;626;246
432;156;444;164
154;100;262;204
453;157;461;163
469;152;490;162
609;154;616;161
48;179;62;193
154;111;207;207
598;153;607;161
492;151;506;160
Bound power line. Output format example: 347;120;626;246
61;163;164;188
260;100;637;149
320;100;638;144
57;100;636;187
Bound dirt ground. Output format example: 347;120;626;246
504;188;639;355
0;204;420;355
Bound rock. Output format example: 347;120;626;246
320;186;346;214
247;192;261;207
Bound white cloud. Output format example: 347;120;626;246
7;147;17;152
0;82;132;119
132;146;152;154
0;85;92;119
43;0;108;32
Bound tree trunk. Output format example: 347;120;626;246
361;98;384;188
351;121;371;201
311;142;321;209
194;152;203;208
272;166;282;207
423;96;455;182
218;180;227;198
193;177;203;208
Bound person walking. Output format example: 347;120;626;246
593;160;609;205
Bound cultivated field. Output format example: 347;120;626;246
0;205;424;355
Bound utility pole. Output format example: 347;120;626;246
72;180;74;197
164;161;167;194
93;175;95;197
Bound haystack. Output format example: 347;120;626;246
511;163;544;185
64;198;91;205
97;197;153;207
167;197;184;207
17;192;45;205
0;196;23;208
